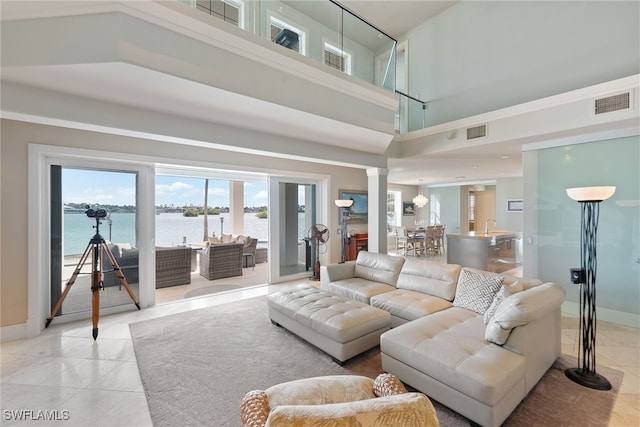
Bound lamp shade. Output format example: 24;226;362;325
413;194;428;207
335;199;354;208
566;186;616;202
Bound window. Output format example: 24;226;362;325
323;41;352;75
270;16;306;55
387;191;401;232
196;0;242;28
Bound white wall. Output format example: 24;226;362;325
496;177;523;232
403;1;640;128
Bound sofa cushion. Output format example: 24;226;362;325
453;268;503;314
371;289;452;322
397;259;461;301
380;308;526;406
266;393;438;427
485;282;566;345
353;251;405;287
265;375;375;407
483;281;524;324
327;278;396;304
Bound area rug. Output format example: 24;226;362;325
184;285;243;298
130;296;623;427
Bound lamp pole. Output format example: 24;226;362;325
335;199;354;263
220;216;224;236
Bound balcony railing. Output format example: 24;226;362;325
396;90;428;133
182;0;397;93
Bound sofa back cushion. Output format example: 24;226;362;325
354;252;405;287
397;259;461;301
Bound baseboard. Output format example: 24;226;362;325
0;322;27;342
562;302;639;328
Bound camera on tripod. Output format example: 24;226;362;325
85;205;108;219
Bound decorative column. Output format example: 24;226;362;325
366;168;388;254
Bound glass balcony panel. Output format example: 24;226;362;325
397;92;427;133
342;7;396;89
182;0;396;93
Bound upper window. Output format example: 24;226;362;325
196;0;242;28
323;41;352;75
270;16;306;55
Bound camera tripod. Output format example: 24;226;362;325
45;216;140;340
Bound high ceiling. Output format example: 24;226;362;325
339;0;457;39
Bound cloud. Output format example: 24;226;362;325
254;190;268;201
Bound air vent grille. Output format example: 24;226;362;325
466;124;487;140
595;92;630;115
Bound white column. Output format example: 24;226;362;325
366;168;388;254
229;181;244;235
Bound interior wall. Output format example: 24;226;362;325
496;177;523;232
404;1;640;127
523;135;639;326
428;186;461;235
0;119;369;328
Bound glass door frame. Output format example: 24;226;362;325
28;144;155;336
267;174;330;283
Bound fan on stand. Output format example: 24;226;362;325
306;224;330;281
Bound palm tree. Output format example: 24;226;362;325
203;178;209;241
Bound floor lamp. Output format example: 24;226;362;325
335;199;354;263
565;186;616;391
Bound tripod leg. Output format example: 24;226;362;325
46;242;93;328
91;243;103;340
101;243;141;310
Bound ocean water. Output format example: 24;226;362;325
63;212;293;255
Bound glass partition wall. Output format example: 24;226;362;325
183;0;397;92
523;135;639;326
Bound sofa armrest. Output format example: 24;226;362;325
320;261;356;290
241;390;269;427
485;282;565;345
374;373;407;397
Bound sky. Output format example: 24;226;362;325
62;169;269;207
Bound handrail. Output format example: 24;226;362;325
396;90;427;108
329;0;397;43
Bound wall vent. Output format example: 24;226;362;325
595;92;630;115
466;124;487;140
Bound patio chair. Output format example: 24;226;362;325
242;237;258;268
155;246;192;288
199;242;244;280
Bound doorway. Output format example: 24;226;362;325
268;176;326;283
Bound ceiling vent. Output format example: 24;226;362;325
466;124;487;140
594;92;630;115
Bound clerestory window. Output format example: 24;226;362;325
270;16;306;55
196;0;242;28
323;41;352;75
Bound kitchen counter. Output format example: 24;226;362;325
446;231;522;273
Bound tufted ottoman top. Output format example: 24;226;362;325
268;286;391;344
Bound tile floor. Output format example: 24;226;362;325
1;265;638;426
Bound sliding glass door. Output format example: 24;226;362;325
50;166;140;316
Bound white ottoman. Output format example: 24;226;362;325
267;286;391;364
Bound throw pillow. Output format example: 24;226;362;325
483;281;524;324
453;269;503;315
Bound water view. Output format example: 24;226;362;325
63;211;314;256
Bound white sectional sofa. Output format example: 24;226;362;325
320;251;566;427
